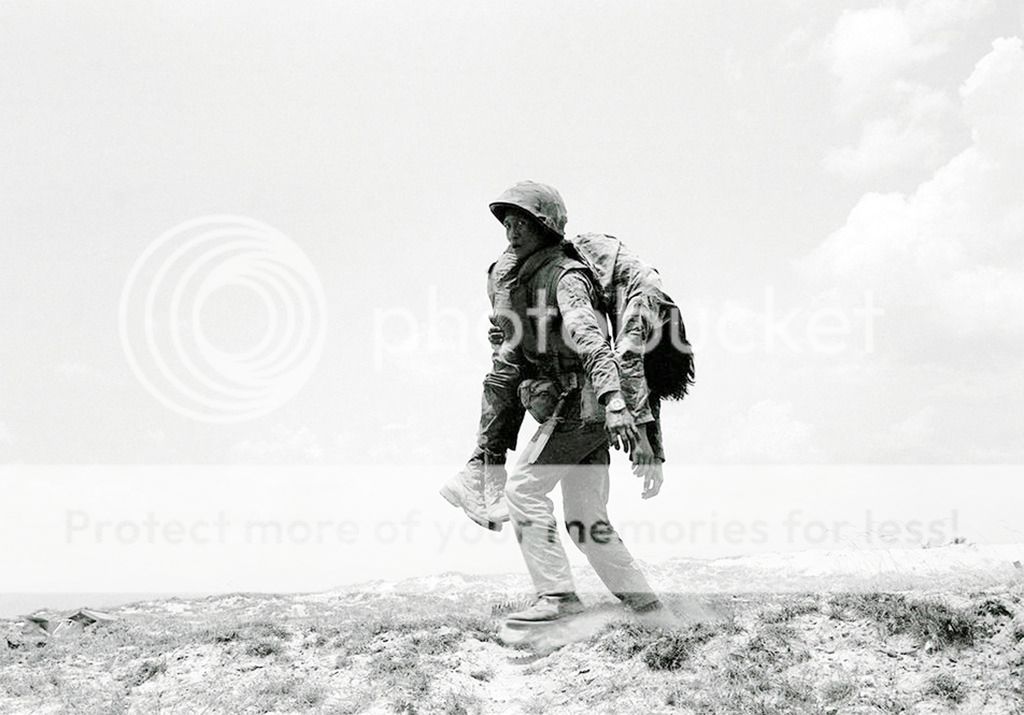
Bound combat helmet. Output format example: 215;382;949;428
489;181;567;238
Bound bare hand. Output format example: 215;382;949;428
605;408;639;453
487;324;504;346
631;430;661;498
641;461;664;499
631;432;657;479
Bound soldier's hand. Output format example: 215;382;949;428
641;461;664;499
487;324;504;346
605;408;639;453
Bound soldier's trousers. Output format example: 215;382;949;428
504;421;659;611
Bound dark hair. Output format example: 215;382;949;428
644;305;695;401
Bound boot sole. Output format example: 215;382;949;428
439;485;503;532
484;507;511;525
504;611;585;627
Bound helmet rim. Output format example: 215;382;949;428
488;180;567;238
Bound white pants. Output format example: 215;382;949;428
504;422;658;610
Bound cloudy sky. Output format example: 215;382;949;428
3;0;1021;467
1;1;1023;601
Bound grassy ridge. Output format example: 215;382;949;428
2;586;1023;714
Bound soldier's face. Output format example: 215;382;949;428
503;211;548;260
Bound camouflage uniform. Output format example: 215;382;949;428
502;243;660;610
448;182;672;538
472;234;670;466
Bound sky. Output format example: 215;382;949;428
1;1;1023;600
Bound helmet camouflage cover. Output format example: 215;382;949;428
489;180;567;237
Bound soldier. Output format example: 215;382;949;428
442;185;689;531
445;181;675;624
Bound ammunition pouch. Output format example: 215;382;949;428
518;379;561;422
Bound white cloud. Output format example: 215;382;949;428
724;400;825;463
826;0;993;109
904;0;994;37
777;25;815;70
822;0;998;180
824;83;955;180
827;6;926;106
803;37;1024;344
796;36;1024;461
961;36;1024;149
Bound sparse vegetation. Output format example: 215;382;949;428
211;629;238;644
821;678;857;703
758;596;820;624
356;613;500;712
975;597;1014;619
436;689;482;715
595;618;732;672
469;666;494;681
829;592;978;648
641;630;707;671
122;658;166;688
258;676;326;711
489;594;535;617
745;623;811;668
926;672;968;704
1;585;1022;713
595;620;659;659
679;658;816;714
383;668;431;713
245;639;284;657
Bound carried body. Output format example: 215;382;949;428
486;232;694;462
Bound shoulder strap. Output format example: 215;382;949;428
529;258;590;320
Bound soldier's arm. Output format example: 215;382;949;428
557;269;640;452
555;270;621;401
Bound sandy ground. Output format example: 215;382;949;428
2;545;1023;714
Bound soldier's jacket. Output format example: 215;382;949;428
510;245;621;418
477;235;670;462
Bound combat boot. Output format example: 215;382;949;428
506;593;585;622
440;461;502;532
634;600;681;630
482;455;510;524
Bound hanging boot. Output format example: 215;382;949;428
482;453;510;524
440;459;502;532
